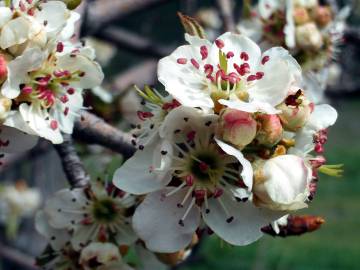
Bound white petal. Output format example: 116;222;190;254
219;98;281;114
113;221;137;246
133;188;200;252
258;0;281;19
0;125;38;153
0;7;12;28
307;104;337;131
249;48;297;107
215;138;253;191
209;32;261;71
44;188;87;229
57;53;104;89
202;192;281;246
19;103;63;144
135;243;168;270
159;106;218;142
284;0;296;48
158;45;213;109
35;1;69;35
113;136;173;195
2;47;46;99
35;211;71;251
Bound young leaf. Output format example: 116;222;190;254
177;12;206;39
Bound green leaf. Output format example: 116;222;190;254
242;0;253;19
61;0;82;10
178;12;206;39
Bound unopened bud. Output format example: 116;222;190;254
256;114;283;147
217;108;257;149
293;7;310;25
261;215;325;237
295;22;324;50
62;0;82;10
314;6;333;27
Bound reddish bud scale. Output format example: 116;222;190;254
261;215;325;237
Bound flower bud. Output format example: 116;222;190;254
293;7;310;25
295;22;324;50
0;96;12;122
0;54;8;84
79;242;121;270
277;93;313;132
253;155;312;211
256;114;283;147
217;108;257;149
314;6;333;27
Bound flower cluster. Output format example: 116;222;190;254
0;0;103;150
238;0;349;102
0;180;41;237
113;31;340;253
36;180;137;269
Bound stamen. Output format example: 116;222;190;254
177;58;187;64
240;52;249;61
177;186;194;208
261;55;270;65
178;198;195;227
200;46;208;60
165;182;186;198
191;58;200;69
217;197;234;223
215;39;224;49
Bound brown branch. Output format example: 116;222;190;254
0;243;39;270
216;0;236;33
111;60;158;96
93;27;173;58
73;111;136;159
54;134;90;188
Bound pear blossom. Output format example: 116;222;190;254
42;181;137;251
2;44;103;143
114;106;281;252
0;0;79;54
252;154;312;211
80;242;134;270
158;32;301;114
238;0;350;102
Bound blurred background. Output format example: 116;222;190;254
1;0;360;269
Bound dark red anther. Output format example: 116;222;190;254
194;189;206;199
67;88;75;95
137;111;154;121
213;188;224;198
261;55;270;65
191;58;200;69
247;75;257;82
215;39;224;49
185;175;194;186
187;130;196;141
199;162;209;172
256;71;264;79
200;46;208;60
60;95;69;103
226;51;234;59
56;42;64;53
240;52;249;61
177;58;187;64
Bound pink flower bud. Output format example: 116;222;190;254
0;54;8;84
218;109;257;149
256;114;283;147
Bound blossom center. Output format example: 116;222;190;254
92;199;119;224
